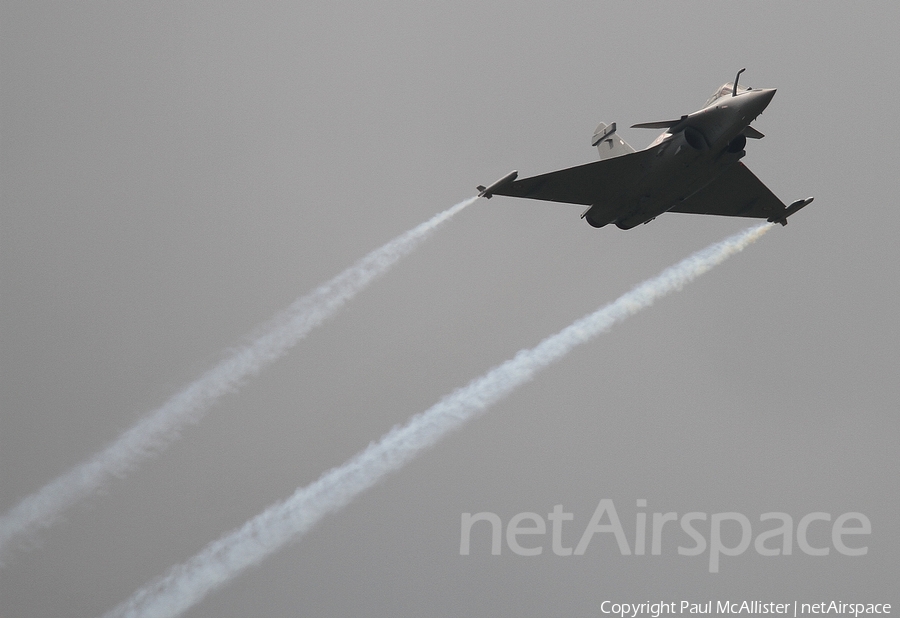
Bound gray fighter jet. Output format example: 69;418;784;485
477;70;813;229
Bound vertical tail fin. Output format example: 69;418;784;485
592;122;635;159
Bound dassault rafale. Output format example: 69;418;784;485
477;70;813;229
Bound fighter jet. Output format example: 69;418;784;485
477;70;813;229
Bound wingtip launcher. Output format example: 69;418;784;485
769;197;814;226
477;170;518;199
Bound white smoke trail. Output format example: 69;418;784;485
101;222;772;618
0;197;475;563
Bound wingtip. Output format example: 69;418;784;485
477;170;518;199
768;196;814;226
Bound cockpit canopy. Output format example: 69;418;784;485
705;82;752;107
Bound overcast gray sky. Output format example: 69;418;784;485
2;2;898;616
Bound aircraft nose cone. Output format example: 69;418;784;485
743;88;776;117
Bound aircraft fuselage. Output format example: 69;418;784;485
595;88;777;229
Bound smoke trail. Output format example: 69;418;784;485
102;223;772;618
0;197;475;563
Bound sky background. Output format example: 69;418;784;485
2;2;898;616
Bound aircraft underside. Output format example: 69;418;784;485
477;72;813;229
